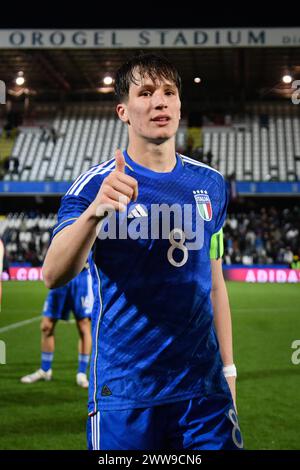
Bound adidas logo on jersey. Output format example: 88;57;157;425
128;204;148;219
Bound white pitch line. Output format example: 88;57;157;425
0;316;40;333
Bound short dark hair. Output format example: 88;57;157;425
115;52;181;102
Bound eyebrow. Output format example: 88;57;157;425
137;81;177;90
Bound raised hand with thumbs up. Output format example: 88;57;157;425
94;149;138;215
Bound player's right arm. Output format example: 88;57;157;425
43;150;138;289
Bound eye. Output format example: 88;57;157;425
165;90;176;96
140;90;152;97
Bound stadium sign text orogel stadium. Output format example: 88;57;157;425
0;29;300;49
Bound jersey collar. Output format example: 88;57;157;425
123;150;184;179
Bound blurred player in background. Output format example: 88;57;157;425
21;261;93;388
43;53;243;450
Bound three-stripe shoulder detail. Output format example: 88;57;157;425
66;159;116;196
181;155;223;177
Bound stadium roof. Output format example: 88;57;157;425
0;5;299;107
0;46;299;107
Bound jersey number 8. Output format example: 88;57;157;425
167;228;188;268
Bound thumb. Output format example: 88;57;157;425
115;149;125;173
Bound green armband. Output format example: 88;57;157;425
210;228;224;260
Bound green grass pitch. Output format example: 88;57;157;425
0;281;299;449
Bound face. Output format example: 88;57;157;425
116;71;181;145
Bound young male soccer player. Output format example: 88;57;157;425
21;263;93;388
43;53;243;449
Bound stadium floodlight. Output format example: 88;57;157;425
15;77;25;86
282;74;292;84
103;75;113;86
15;71;25;86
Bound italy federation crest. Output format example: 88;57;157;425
193;190;212;221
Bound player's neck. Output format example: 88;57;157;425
126;139;177;173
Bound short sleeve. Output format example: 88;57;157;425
50;165;110;240
51;194;90;239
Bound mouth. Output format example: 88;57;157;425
151;116;171;125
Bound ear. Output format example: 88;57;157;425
116;103;130;124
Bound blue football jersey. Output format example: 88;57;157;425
52;152;230;413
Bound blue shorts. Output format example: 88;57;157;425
43;268;93;321
87;394;243;450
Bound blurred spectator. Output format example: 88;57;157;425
40;126;59;144
224;114;232;126
0;213;56;267
227;172;238;201
223;206;300;266
39;125;49;143
3;121;13;138
205;150;213;166
50;127;58;144
4;156;19;178
283;247;294;265
3;110;22;138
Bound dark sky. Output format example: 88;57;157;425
0;3;298;28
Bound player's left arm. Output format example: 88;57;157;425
210;230;236;409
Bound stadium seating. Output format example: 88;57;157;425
202;105;300;181
1;104;187;182
2;103;300;182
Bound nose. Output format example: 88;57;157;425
152;90;167;109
